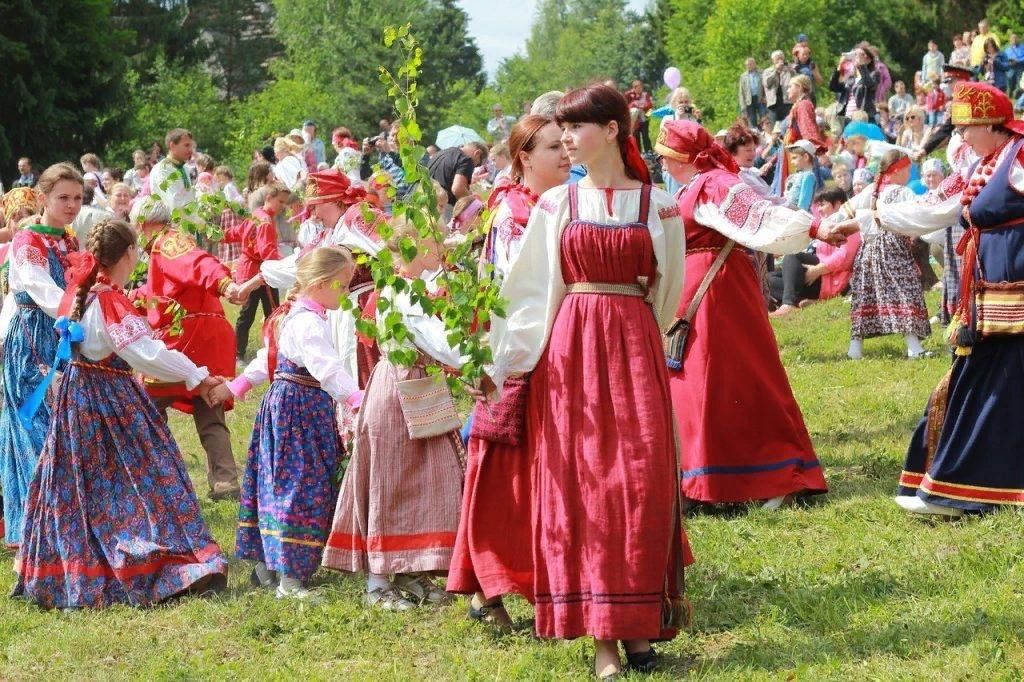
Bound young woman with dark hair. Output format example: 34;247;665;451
486;85;688;678
447;114;570;629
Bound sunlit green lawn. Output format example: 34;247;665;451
2;292;1023;680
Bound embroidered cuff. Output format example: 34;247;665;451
228;375;253;398
808;216;822;239
217;277;233;296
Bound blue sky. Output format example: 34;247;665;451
458;0;650;79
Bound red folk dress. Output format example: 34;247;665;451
488;183;689;641
671;170;828;503
447;186;537;602
135;230;237;413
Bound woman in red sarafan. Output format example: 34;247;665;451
657;119;828;509
487;85;689;679
446;114;571;628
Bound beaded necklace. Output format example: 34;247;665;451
961;137;1012;208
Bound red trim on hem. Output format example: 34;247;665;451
16;543;223;580
325;531;457;552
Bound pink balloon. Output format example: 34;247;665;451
663;67;682;90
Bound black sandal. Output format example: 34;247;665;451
468;596;504;619
624;646;658;673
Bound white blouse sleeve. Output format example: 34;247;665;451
289;312;359;401
238;345;270;389
487;186;570;391
848;176;965;237
692;183;812;255
391;289;464;368
647;191;686;329
260;252;299;289
112;330;209;389
11;246;64;318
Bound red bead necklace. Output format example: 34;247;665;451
962;138;1012;206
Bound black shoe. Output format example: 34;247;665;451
624;646;658;673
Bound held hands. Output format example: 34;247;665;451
198;375;226;407
223;283;245;305
816;218;861;245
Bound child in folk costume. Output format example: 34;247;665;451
130;198;242;501
487;86;687;678
0;163;81;548
14;219;228;609
322;218;465;612
446;115;570;629
226;182;286;359
844;150;932;359
657;120;828;509
208;246;360;599
256;169;384;388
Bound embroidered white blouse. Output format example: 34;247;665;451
487;184;684;391
690;181;817;254
488;200;529;280
229;298;360;404
77;296;209;389
840;144;1024;237
378;280;464;368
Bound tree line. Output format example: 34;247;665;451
0;0;1013;178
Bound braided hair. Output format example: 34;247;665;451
70;218;137;323
871;149;910;211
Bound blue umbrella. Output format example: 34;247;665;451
436;125;485;149
651;105;674;119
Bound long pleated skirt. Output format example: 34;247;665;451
13;357;227;609
321;362;464;575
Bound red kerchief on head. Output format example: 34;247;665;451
305;168;368;207
951;81;1024;135
655;119;739;173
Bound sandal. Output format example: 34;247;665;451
468;595;513;630
365;585;416;611
393;573;453;605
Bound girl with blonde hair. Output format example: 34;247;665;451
211;245;360;599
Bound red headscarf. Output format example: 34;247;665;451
655;119;739;174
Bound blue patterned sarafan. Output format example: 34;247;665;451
13;355;227;609
236;356;343;582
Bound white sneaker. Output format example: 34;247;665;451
275;580;322;602
761;495;793;510
894;495;963;517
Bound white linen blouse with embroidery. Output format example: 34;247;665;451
839;143;1024;237
377;281;464;368
230;299;359;403
690;181;817;254
487;184;684;392
77;296;209;389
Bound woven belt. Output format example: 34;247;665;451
566;282;646;298
275;371;322;389
686;246;727;255
71;360;133;377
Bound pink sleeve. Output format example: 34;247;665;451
817;232;862;272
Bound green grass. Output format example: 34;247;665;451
3;293;1024;680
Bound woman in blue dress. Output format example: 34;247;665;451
829;81;1024;516
0;163;82;547
13;219;228;608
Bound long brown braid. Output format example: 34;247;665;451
69;219;137;323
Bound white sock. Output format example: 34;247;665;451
253;561;274;584
367;573;390;592
905;335;925;355
279;576;303;591
848;338;863;359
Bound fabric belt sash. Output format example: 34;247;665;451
566;282;646;298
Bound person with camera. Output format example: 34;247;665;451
764;50;796;124
359;122;411;200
